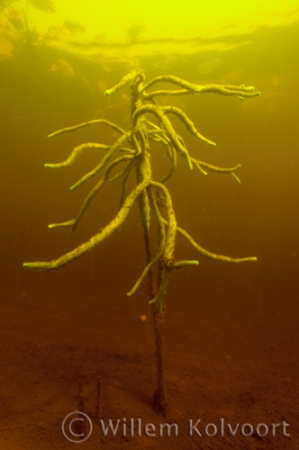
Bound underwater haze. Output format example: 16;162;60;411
0;0;299;448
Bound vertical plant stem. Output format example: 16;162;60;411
151;300;167;416
142;217;168;416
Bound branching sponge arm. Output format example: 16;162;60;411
23;178;149;271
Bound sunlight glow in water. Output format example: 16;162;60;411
20;0;299;56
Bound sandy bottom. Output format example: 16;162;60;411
0;285;298;450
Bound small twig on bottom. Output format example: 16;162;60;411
95;375;102;423
76;379;86;439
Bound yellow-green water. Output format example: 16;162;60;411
0;1;298;448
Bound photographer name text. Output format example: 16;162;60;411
98;417;290;438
